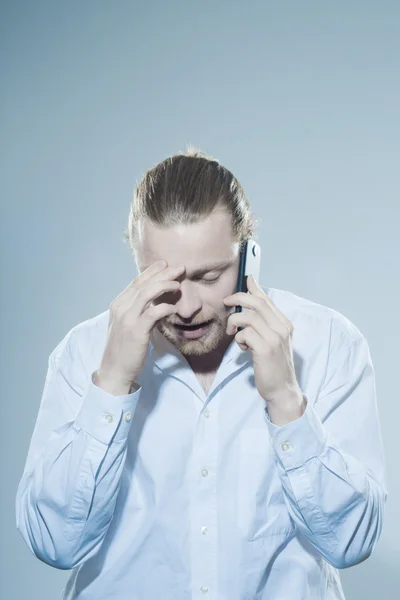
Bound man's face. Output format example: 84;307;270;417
134;208;240;357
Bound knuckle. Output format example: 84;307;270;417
156;280;168;292
109;299;120;313
136;286;147;301
146;303;163;320
146;303;157;317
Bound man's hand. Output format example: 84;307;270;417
223;275;306;424
97;261;184;392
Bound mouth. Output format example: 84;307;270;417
173;320;213;339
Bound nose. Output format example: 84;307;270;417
173;280;202;321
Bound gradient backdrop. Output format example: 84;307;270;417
1;1;398;598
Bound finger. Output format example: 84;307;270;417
249;276;293;332
135;264;185;292
226;310;286;340
120;261;168;298
114;263;184;308
114;279;181;318
225;293;289;337
141;301;178;333
138;261;184;285
234;324;263;352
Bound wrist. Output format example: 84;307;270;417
266;383;303;407
266;391;306;426
92;370;139;396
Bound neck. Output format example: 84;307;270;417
185;334;233;375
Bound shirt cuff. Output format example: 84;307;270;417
75;379;141;444
264;395;328;470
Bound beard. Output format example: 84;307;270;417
156;313;231;357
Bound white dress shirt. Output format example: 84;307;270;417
16;286;388;600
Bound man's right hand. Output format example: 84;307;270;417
94;260;184;395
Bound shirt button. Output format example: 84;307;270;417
281;442;290;451
104;414;114;423
200;585;209;593
124;412;132;422
200;526;208;535
203;409;210;418
201;468;208;477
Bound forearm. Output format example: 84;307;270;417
279;445;386;567
267;398;387;568
16;377;140;570
16;423;129;569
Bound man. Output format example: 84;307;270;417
16;148;387;600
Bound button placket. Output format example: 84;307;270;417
190;399;219;600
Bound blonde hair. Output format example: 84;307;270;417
123;146;260;252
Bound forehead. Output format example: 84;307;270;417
135;209;239;272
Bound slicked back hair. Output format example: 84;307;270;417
123;147;260;252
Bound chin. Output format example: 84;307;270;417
158;321;225;357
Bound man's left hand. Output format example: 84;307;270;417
223;275;304;413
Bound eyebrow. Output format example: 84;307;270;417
141;260;235;277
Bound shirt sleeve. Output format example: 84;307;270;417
15;334;142;570
264;327;388;569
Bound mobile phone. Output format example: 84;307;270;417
234;239;261;330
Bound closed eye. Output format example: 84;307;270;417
197;276;220;285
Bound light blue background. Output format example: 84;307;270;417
1;1;398;598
